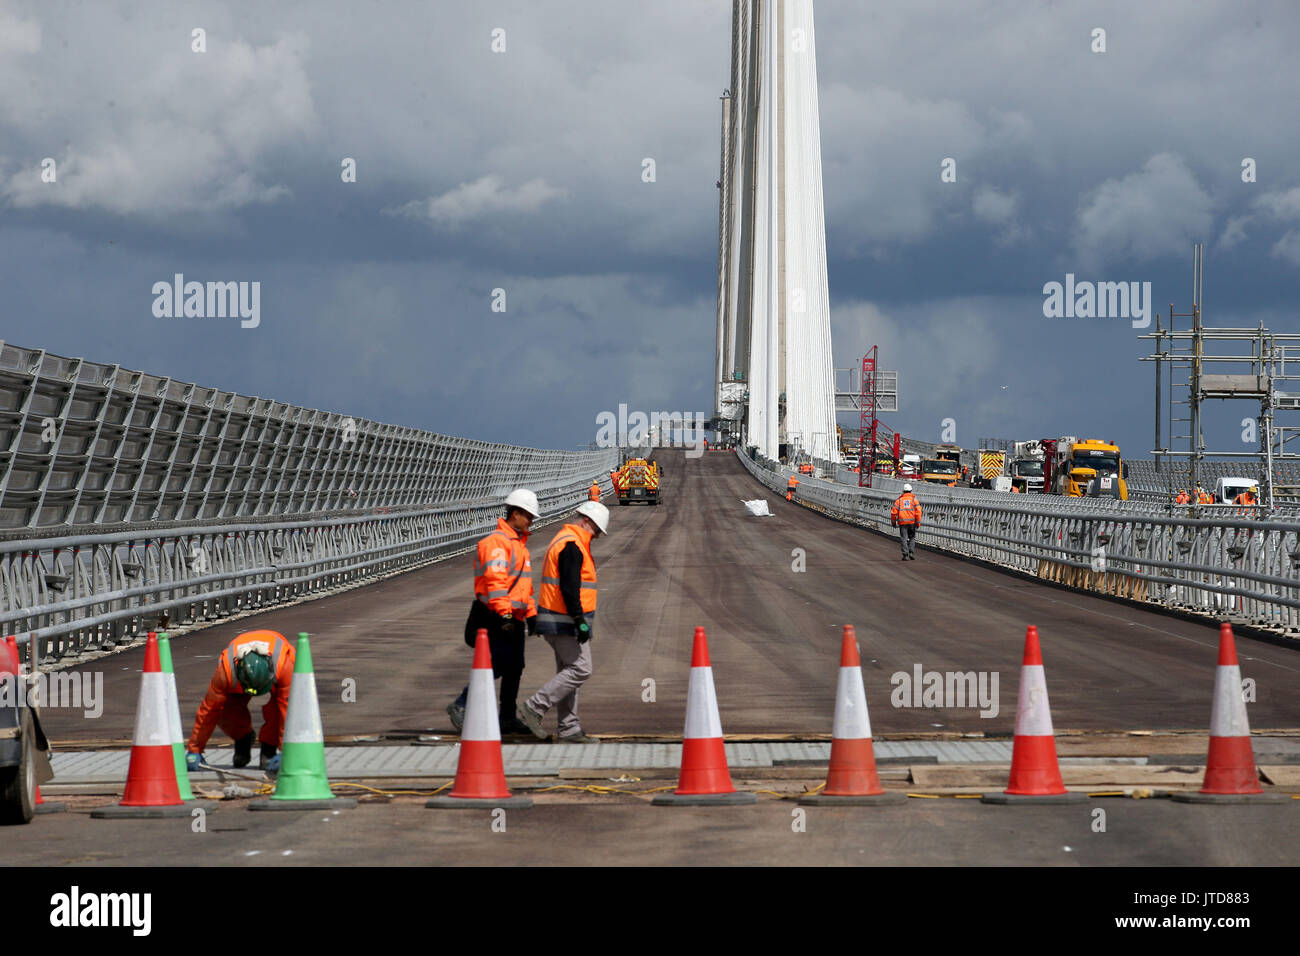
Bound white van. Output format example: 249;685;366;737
1215;477;1256;504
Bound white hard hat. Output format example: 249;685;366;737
903;483;913;492
504;488;540;518
576;500;609;534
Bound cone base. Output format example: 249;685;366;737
1170;791;1291;805
981;791;1089;805
800;791;906;806
92;802;195;818
652;791;758;806
426;795;533;809
249;797;357;811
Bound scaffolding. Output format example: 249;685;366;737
1141;244;1300;510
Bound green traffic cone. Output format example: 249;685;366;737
157;633;195;802
250;633;355;810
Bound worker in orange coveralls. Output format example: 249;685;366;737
186;630;295;772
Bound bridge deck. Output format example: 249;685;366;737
40;450;1300;744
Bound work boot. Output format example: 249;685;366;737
517;702;549;741
258;742;277;770
498;714;531;736
446;699;465;732
232;732;254;768
557;732;597;744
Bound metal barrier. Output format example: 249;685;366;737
0;342;618;662
741;450;1300;633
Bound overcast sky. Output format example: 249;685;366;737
2;0;1297;457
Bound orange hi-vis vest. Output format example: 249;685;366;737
787;476;799;490
537;522;597;630
589;482;601;501
1235;491;1257;505
473;518;535;619
891;492;922;525
188;630;295;753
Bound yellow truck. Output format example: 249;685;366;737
920;458;960;487
1047;438;1129;500
613;458;660;505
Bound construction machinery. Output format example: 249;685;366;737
612;457;660;506
1007;440;1047;493
920;458;960;487
934;444;962;465
1044;437;1129;500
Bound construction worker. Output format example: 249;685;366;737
588;480;601;502
186;630;295;772
1196;485;1213;505
890;483;922;561
786;475;799;501
1175;489;1191;505
448;488;540;735
1010;483;1021;493
1234;486;1259;506
517;501;609;743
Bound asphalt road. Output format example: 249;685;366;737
39;450;1300;745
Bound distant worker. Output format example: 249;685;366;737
1175;489;1191;505
186;630;295;772
518;501;609;743
447;488;540;735
1010;483;1021;493
1234;486;1259;506
1196;485;1213;505
890;484;923;561
588;480;601;502
786;475;799;501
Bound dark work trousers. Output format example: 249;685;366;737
898;523;918;557
457;601;526;715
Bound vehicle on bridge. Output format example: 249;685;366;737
1008;440;1047;493
0;640;53;825
613;457;660;505
1214;476;1257;505
920;458;960;487
1046;437;1129;500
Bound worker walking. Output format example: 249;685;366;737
186;630;295;772
786;475;799;501
588;480;601;502
517;501;609;743
891;483;923;561
448;488;540;735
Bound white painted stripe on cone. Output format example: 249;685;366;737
683;666;723;740
1013;665;1054;737
832;666;871;740
164;672;184;746
283;672;324;745
1209;664;1250;738
133;672;172;747
462;667;500;742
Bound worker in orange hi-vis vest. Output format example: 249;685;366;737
186;630;295;772
786;475;799;501
1175;489;1191;505
588;480;601;502
890;484;923;561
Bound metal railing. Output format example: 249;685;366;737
742;450;1300;633
0;342;618;662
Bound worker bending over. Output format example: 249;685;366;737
187;630;295;772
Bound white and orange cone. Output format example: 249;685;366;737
427;629;532;809
653;627;757;806
982;626;1086;804
1173;623;1289;804
92;633;192;818
801;626;904;806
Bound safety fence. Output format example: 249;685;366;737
0;342;617;663
742;449;1300;634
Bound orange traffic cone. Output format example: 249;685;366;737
801;626;903;806
92;633;191;818
427;629;532;809
653;627;757;806
982;626;1086;804
1173;623;1289;804
5;634;65;813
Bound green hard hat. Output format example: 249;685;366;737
235;651;274;694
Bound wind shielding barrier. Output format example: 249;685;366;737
715;0;837;461
0;342;616;661
741;450;1300;632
